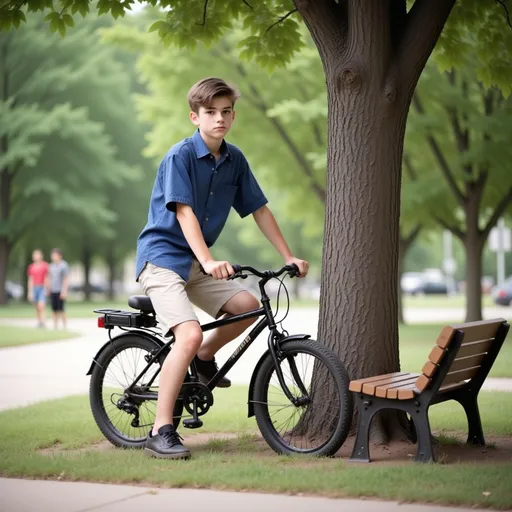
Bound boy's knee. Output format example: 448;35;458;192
174;321;203;352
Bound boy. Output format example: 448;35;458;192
48;248;69;329
27;249;49;328
136;77;309;459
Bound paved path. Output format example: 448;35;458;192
0;307;511;411
0;478;496;512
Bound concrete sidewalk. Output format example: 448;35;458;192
0;478;494;512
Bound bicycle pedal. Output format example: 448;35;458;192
183;418;203;429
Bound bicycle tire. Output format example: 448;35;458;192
89;335;183;449
253;338;352;456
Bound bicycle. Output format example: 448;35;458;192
87;263;353;456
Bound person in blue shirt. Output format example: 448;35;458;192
136;77;309;459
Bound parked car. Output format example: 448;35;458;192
401;271;448;295
491;277;512;306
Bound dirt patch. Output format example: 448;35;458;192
39;430;512;465
335;432;512;465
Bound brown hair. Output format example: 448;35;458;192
187;77;240;113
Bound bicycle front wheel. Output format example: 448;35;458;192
253;339;352;456
89;335;183;448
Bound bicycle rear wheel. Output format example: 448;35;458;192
253;339;352;456
89;335;183;448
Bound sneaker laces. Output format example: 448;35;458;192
161;429;184;447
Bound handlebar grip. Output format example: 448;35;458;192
232;264;241;274
289;263;300;277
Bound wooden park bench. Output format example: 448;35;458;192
348;318;510;463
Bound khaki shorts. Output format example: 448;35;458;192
138;261;247;336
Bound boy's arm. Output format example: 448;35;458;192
252;205;309;277
176;204;234;280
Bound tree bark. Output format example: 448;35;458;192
295;0;455;443
83;244;92;302
463;186;485;321
0;236;9;305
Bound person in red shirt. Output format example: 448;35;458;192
27;249;49;328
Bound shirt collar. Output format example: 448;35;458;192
191;129;232;160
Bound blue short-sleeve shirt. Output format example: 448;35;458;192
136;130;268;281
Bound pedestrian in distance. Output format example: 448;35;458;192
27;249;49;328
48;248;69;330
136;77;309;460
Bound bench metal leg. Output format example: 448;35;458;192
412;409;435;463
457;394;485;446
349;395;375;463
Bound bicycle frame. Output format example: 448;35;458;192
126;277;302;404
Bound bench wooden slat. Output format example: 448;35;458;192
451;319;503;344
415;374;431;391
362;373;417;395
450;354;486;373
435;326;456;349
422;360;437;378
397;385;417;400
375;376;419;398
428;345;446;365
348;372;409;393
441;366;480;386
457;338;493;359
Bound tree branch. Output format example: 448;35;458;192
297;83;323;147
403;153;417;181
496;0;512;28
482;187;512;239
389;0;408;51
241;0;253;9
197;0;209;27
399;0;456;99
404;223;421;247
434;215;465;241
293;0;348;66
265;8;298;34
412;94;466;206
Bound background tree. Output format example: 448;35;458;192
0;18;151;303
407;57;512;321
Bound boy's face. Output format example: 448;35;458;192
190;96;235;142
51;251;61;263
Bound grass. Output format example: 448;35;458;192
0;325;79;348
0;389;511;509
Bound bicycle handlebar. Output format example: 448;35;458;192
229;263;300;280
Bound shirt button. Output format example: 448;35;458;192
212;168;215;171
205;217;209;222
210;192;213;196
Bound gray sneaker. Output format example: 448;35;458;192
144;424;191;459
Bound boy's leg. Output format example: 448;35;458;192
197;291;259;360
152;320;202;434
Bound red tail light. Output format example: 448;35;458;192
97;317;105;328
499;290;506;298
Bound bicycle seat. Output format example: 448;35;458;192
128;295;155;313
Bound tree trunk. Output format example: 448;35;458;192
83;244;92;302
296;0;455;443
0;237;9;305
464;192;484;321
107;244;116;301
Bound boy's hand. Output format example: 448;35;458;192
202;260;235;280
286;257;309;278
